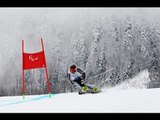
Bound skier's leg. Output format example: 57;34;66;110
84;83;100;92
73;76;85;87
84;83;94;89
72;81;82;92
73;81;90;94
73;77;92;93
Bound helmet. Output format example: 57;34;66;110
70;64;76;69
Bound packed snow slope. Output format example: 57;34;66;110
0;69;160;113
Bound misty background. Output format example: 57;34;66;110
0;8;160;96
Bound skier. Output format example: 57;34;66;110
67;64;101;94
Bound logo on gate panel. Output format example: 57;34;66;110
29;55;38;61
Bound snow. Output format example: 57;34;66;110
0;70;160;113
115;69;150;89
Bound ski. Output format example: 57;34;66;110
78;89;102;95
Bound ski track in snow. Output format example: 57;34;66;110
0;94;56;107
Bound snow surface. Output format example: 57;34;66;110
0;70;160;113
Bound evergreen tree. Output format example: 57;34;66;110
71;23;88;70
148;28;160;88
86;20;102;78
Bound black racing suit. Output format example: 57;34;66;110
67;68;86;87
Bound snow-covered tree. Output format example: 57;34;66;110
70;24;88;70
120;16;136;81
86;20;102;79
148;28;160;88
122;15;134;53
98;46;107;73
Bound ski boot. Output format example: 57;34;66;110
91;87;102;94
78;86;91;95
